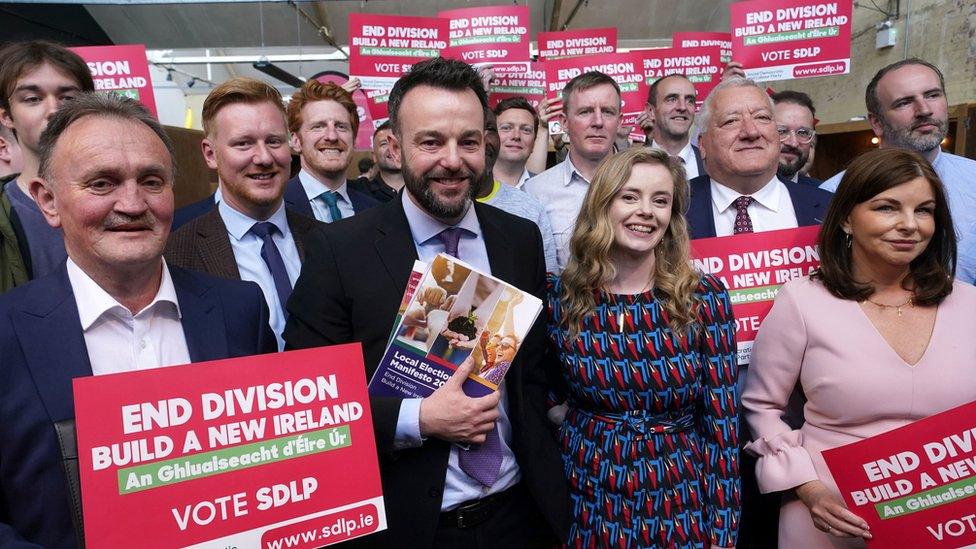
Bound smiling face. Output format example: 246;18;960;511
775;101;816;179
1;62;84;155
389;85;484;224
371;128;399;173
870;64;948;154
564;83;621;163
699;85;779;191
496;107;536;164
650;75;696;141
608;162;674;261
33;115;174;279
290;98;354;183
844;176;936;279
202;101;291;220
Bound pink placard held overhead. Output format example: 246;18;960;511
348;13;449;89
70;44;158;117
730;0;853;81
74;345;385;548
823;400;976;548
439;5;531;70
312;71;375;152
672;31;732;64
537;27;617;60
640;46;725;106
542;51;647;134
489;62;545;109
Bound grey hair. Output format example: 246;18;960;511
697;77;774;133
38;92;176;181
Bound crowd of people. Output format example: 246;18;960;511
0;37;974;549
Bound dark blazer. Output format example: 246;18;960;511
0;264;276;548
796;174;823;188
283;175;380;219
165;207;321;280
349;175;398;203
686;174;832;239
283;196;571;547
691;144;707;178
171;194;216;230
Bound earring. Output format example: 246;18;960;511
845;232;852;248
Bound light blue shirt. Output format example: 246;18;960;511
523;154;591;273
478;179;558;273
396;191;520;510
820;150;976;284
298;169;356;223
218;200;302;350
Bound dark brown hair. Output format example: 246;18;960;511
562;70;620;113
387;57;488;137
201;77;284;137
813;148;955;304
0;40;95;112
286;79;359;137
865;58;944;117
492;96;539;137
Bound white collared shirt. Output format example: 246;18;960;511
515;168;532;190
710;175;799;237
523;154;591;272
66;258;191;376
298;169;356;222
650;139;700;180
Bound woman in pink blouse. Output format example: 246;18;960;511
742;148;976;548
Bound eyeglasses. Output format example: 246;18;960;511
777;125;816;144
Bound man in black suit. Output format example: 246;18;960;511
643;74;707;178
284;57;570;548
283;79;378;221
686;77;831;240
772;90;822;187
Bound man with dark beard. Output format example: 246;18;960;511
283;57;571;548
819;58;976;284
350;120;404;202
771;90;821;187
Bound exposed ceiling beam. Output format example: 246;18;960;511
548;0;563;32
295;1;348;59
561;0;586;31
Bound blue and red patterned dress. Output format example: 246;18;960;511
546;274;740;548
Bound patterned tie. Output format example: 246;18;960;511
319;191;343;222
438;226;502;487
249;222;293;313
733;196;755;234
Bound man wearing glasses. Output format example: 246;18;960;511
772;90;821;187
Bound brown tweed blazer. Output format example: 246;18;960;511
165;206;322;279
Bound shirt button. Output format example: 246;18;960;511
140;339;147;349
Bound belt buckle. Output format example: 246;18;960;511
455;497;486;529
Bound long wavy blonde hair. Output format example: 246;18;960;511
560;147;701;340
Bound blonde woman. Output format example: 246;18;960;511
546;147;740;548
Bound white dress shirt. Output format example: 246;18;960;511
218;200;302;350
522;154;591;272
710;175;799;237
299;169;356;223
650;139;700;180
66;258;191;376
514;168;532;190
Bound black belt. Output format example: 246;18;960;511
438;483;520;529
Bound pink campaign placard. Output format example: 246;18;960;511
823;401;976;548
542;51;647;133
488;61;545;109
75;345;385;548
730;0;853;81
672;31;732;64
439;5;530;68
537;27;617;60
348;13;449;89
639;46;725;106
70;44;158;117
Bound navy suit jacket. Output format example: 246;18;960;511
691;144;707;178
0;264;276;548
796;174;823;188
686;174;832;239
283;175;380;220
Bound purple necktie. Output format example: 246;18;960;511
250;222;293;313
733;196;755;234
437;226;502;487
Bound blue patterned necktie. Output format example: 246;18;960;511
437;226;503;487
320;191;343;222
249;222;293;313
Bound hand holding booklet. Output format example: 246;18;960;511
368;253;542;399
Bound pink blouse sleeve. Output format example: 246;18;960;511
741;281;819;493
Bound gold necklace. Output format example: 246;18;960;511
863;295;915;317
609;279;653;334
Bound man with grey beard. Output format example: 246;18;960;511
820;58;976;284
284;57;570;548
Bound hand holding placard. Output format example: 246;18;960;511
795;480;872;539
419;355;501;445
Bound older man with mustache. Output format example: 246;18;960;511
0;93;275;547
819;58;976;284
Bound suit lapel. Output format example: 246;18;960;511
170;266;229;362
375;196;419;291
477;203;518;283
195;209;241;279
286;210;320;261
692;145;707;178
14;267;92;421
782;176;826;225
284;176;315;218
687;176;717;239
